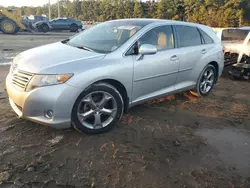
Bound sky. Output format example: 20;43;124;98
1;0;60;7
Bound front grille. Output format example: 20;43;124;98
12;70;33;90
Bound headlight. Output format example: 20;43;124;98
26;74;73;91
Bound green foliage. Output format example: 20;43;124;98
2;0;250;27
133;1;144;18
156;0;168;19
124;0;134;18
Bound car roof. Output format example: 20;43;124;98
108;18;205;26
106;18;212;31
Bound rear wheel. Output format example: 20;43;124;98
0;18;18;34
70;24;78;32
191;64;216;97
71;83;124;134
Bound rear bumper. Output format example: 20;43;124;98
6;73;82;129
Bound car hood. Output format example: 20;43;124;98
15;42;105;73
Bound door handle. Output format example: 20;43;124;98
201;49;207;54
170;55;179;61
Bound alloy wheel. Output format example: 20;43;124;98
200;68;215;94
77;91;118;129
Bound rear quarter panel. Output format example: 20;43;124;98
192;43;224;80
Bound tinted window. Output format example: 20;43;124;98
176;25;201;47
138;25;175;51
199;29;213;44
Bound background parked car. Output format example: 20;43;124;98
21;15;52;33
50;18;82;32
216;28;250;66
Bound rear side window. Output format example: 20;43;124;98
199;29;213;44
175;25;201;47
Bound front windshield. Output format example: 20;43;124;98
67;20;152;53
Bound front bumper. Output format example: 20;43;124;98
6;73;82;129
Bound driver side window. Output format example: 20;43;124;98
127;25;175;55
138;25;175;51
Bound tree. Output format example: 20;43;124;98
36;7;43;16
3;0;250;27
23;6;36;16
100;0;113;20
81;0;90;20
133;1;144;18
156;0;168;19
68;0;78;18
171;0;185;21
124;0;134;18
115;0;125;19
147;0;157;18
241;0;250;25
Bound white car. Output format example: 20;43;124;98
216;28;250;65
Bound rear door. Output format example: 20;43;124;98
174;25;204;89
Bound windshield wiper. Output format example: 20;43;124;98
61;39;70;44
76;45;95;52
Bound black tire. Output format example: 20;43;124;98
192;64;216;97
70;24;78;32
40;23;49;33
0;18;18;34
71;83;124;134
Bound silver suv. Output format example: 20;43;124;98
6;19;224;134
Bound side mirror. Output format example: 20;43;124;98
139;44;157;55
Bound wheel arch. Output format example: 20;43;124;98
208;61;219;83
70;23;78;26
93;79;129;114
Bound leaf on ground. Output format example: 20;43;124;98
0;171;11;182
48;135;64;146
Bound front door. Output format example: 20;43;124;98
51;19;68;30
132;25;180;102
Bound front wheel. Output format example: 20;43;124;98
191;64;216;97
0;18;18;34
71;83;124;134
40;24;49;33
